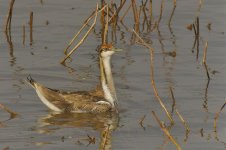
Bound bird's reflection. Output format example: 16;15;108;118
36;111;119;149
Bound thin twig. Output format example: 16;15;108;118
175;109;190;132
29;11;33;46
157;0;164;26
22;24;25;45
4;0;15;33
133;30;174;124
60;4;100;64
169;87;176;114
168;3;176;26
120;3;132;22
63;6;107;55
202;42;210;80
152;111;182;150
103;6;109;44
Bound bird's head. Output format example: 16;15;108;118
100;44;122;58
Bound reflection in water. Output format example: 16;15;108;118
203;79;210;112
5;32;16;67
36;112;119;149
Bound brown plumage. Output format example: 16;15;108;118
27;45;121;113
27;76;112;113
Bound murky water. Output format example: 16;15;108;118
0;0;225;149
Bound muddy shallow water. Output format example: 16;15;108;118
0;0;225;149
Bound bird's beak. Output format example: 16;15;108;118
113;48;123;52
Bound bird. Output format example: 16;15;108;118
27;44;121;113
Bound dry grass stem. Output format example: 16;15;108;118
4;0;15;33
0;103;18;119
168;2;176;26
152;111;182;150
103;6;109;44
63;5;107;55
175;109;190;132
29;11;33;46
60;4;100;64
214;102;226;132
202;42;210;80
22;24;25;45
109;0;126;23
157;0;164;26
120;3;132;22
169;87;176;114
148;0;154;28
133;30;174;124
131;0;139;32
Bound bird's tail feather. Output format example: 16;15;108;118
26;74;36;88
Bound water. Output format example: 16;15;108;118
0;0;225;149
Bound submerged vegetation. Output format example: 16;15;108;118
0;0;225;150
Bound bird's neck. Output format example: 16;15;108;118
100;56;117;108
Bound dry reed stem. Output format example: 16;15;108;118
22;24;25;45
63;10;95;54
63;6;107;55
173;0;177;7
4;0;15;33
202;42;210;80
131;0;139;32
175;109;190;132
60;4;100;64
103;6;109;44
133;30;174;124
214;102;226;132
0;103;18;119
120;3;132;22
168;2;176;26
169;87;176;114
29;11;33;46
149;0;153;25
152;111;182;150
109;0;126;23
157;0;164;26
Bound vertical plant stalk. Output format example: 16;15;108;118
169;87;176;114
202;42;210;80
152;111;182;150
149;0;153;26
133;30;174;124
22;24;26;45
29;11;34;46
60;4;100;64
131;0;139;32
4;0;15;33
168;1;176;26
109;0;126;24
103;6;109;45
157;0;164;26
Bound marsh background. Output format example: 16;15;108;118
0;0;225;149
